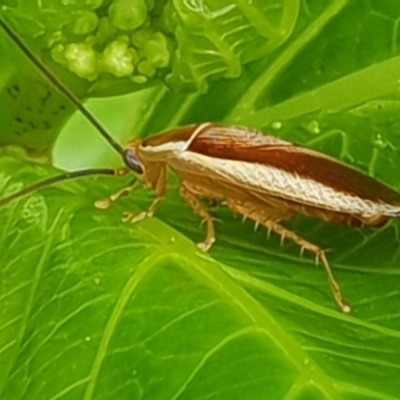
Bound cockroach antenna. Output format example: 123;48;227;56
0;16;125;157
0;169;123;208
0;15;141;207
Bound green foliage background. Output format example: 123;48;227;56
1;1;400;399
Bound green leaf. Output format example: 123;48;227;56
2;1;400;400
1;0;295;93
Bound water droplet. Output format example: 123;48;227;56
85;336;91;342
306;120;320;134
373;133;385;149
93;277;101;285
271;121;282;130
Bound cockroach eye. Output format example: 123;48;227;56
124;149;144;174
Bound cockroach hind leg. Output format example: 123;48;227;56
317;251;352;313
180;182;216;252
271;224;351;313
227;201;351;313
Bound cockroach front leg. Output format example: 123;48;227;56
180;182;216;252
123;164;167;224
122;197;162;223
95;180;139;209
228;201;351;313
95;179;160;224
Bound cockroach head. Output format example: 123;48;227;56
123;147;144;175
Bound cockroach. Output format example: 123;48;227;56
1;17;400;313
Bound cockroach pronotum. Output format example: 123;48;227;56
1;17;400;313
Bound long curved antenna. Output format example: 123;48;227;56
0;168;122;208
0;16;126;158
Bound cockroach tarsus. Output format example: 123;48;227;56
1;16;400;313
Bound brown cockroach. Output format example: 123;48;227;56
1;17;400;313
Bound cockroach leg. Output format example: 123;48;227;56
120;163;166;223
110;182;138;202
95;180;139;210
317;252;351;313
180;182;215;252
206;198;219;209
122;197;162;223
269;222;351;312
95;199;112;209
227;200;351;312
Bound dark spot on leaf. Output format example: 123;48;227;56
7;87;18;99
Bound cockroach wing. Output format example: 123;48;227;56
182;124;400;224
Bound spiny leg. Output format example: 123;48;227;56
317;252;351;313
265;221;350;312
180;182;215;252
228;201;351;313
